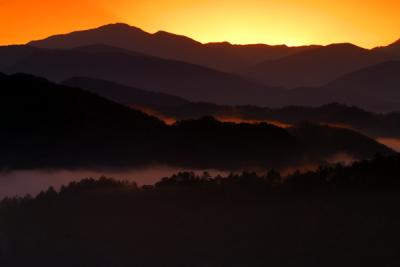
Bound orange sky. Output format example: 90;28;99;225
1;0;399;48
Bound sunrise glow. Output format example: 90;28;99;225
1;0;399;47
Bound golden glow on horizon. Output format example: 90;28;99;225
1;0;399;48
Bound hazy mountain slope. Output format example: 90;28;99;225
0;45;41;69
241;43;396;88
63;76;190;108
321;61;400;111
4;48;282;105
256;60;400;112
27;23;319;71
324;61;400;94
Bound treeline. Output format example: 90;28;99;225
2;154;399;206
1;155;400;267
157;154;400;193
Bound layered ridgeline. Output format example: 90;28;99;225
0;23;399;111
26;23;400;81
1;44;282;105
8;43;399;111
63;77;400;138
1;23;400;111
0;73;393;171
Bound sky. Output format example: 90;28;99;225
0;0;399;48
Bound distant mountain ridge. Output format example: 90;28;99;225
1;23;399;111
26;23;400;89
27;23;320;72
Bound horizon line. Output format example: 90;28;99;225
3;22;399;50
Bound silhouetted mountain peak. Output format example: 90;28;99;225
24;23;326;71
101;22;131;28
325;43;366;52
153;30;200;44
95;23;146;33
27;22;152;50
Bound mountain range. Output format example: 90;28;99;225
27;23;318;72
27;23;400;86
1;23;400;112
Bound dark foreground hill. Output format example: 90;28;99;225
0;73;392;171
1;155;400;267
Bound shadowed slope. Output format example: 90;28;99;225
321;61;400;111
325;61;400;94
258;61;400;112
4;48;282;105
63;77;190;108
242;43;396;87
0;45;41;69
